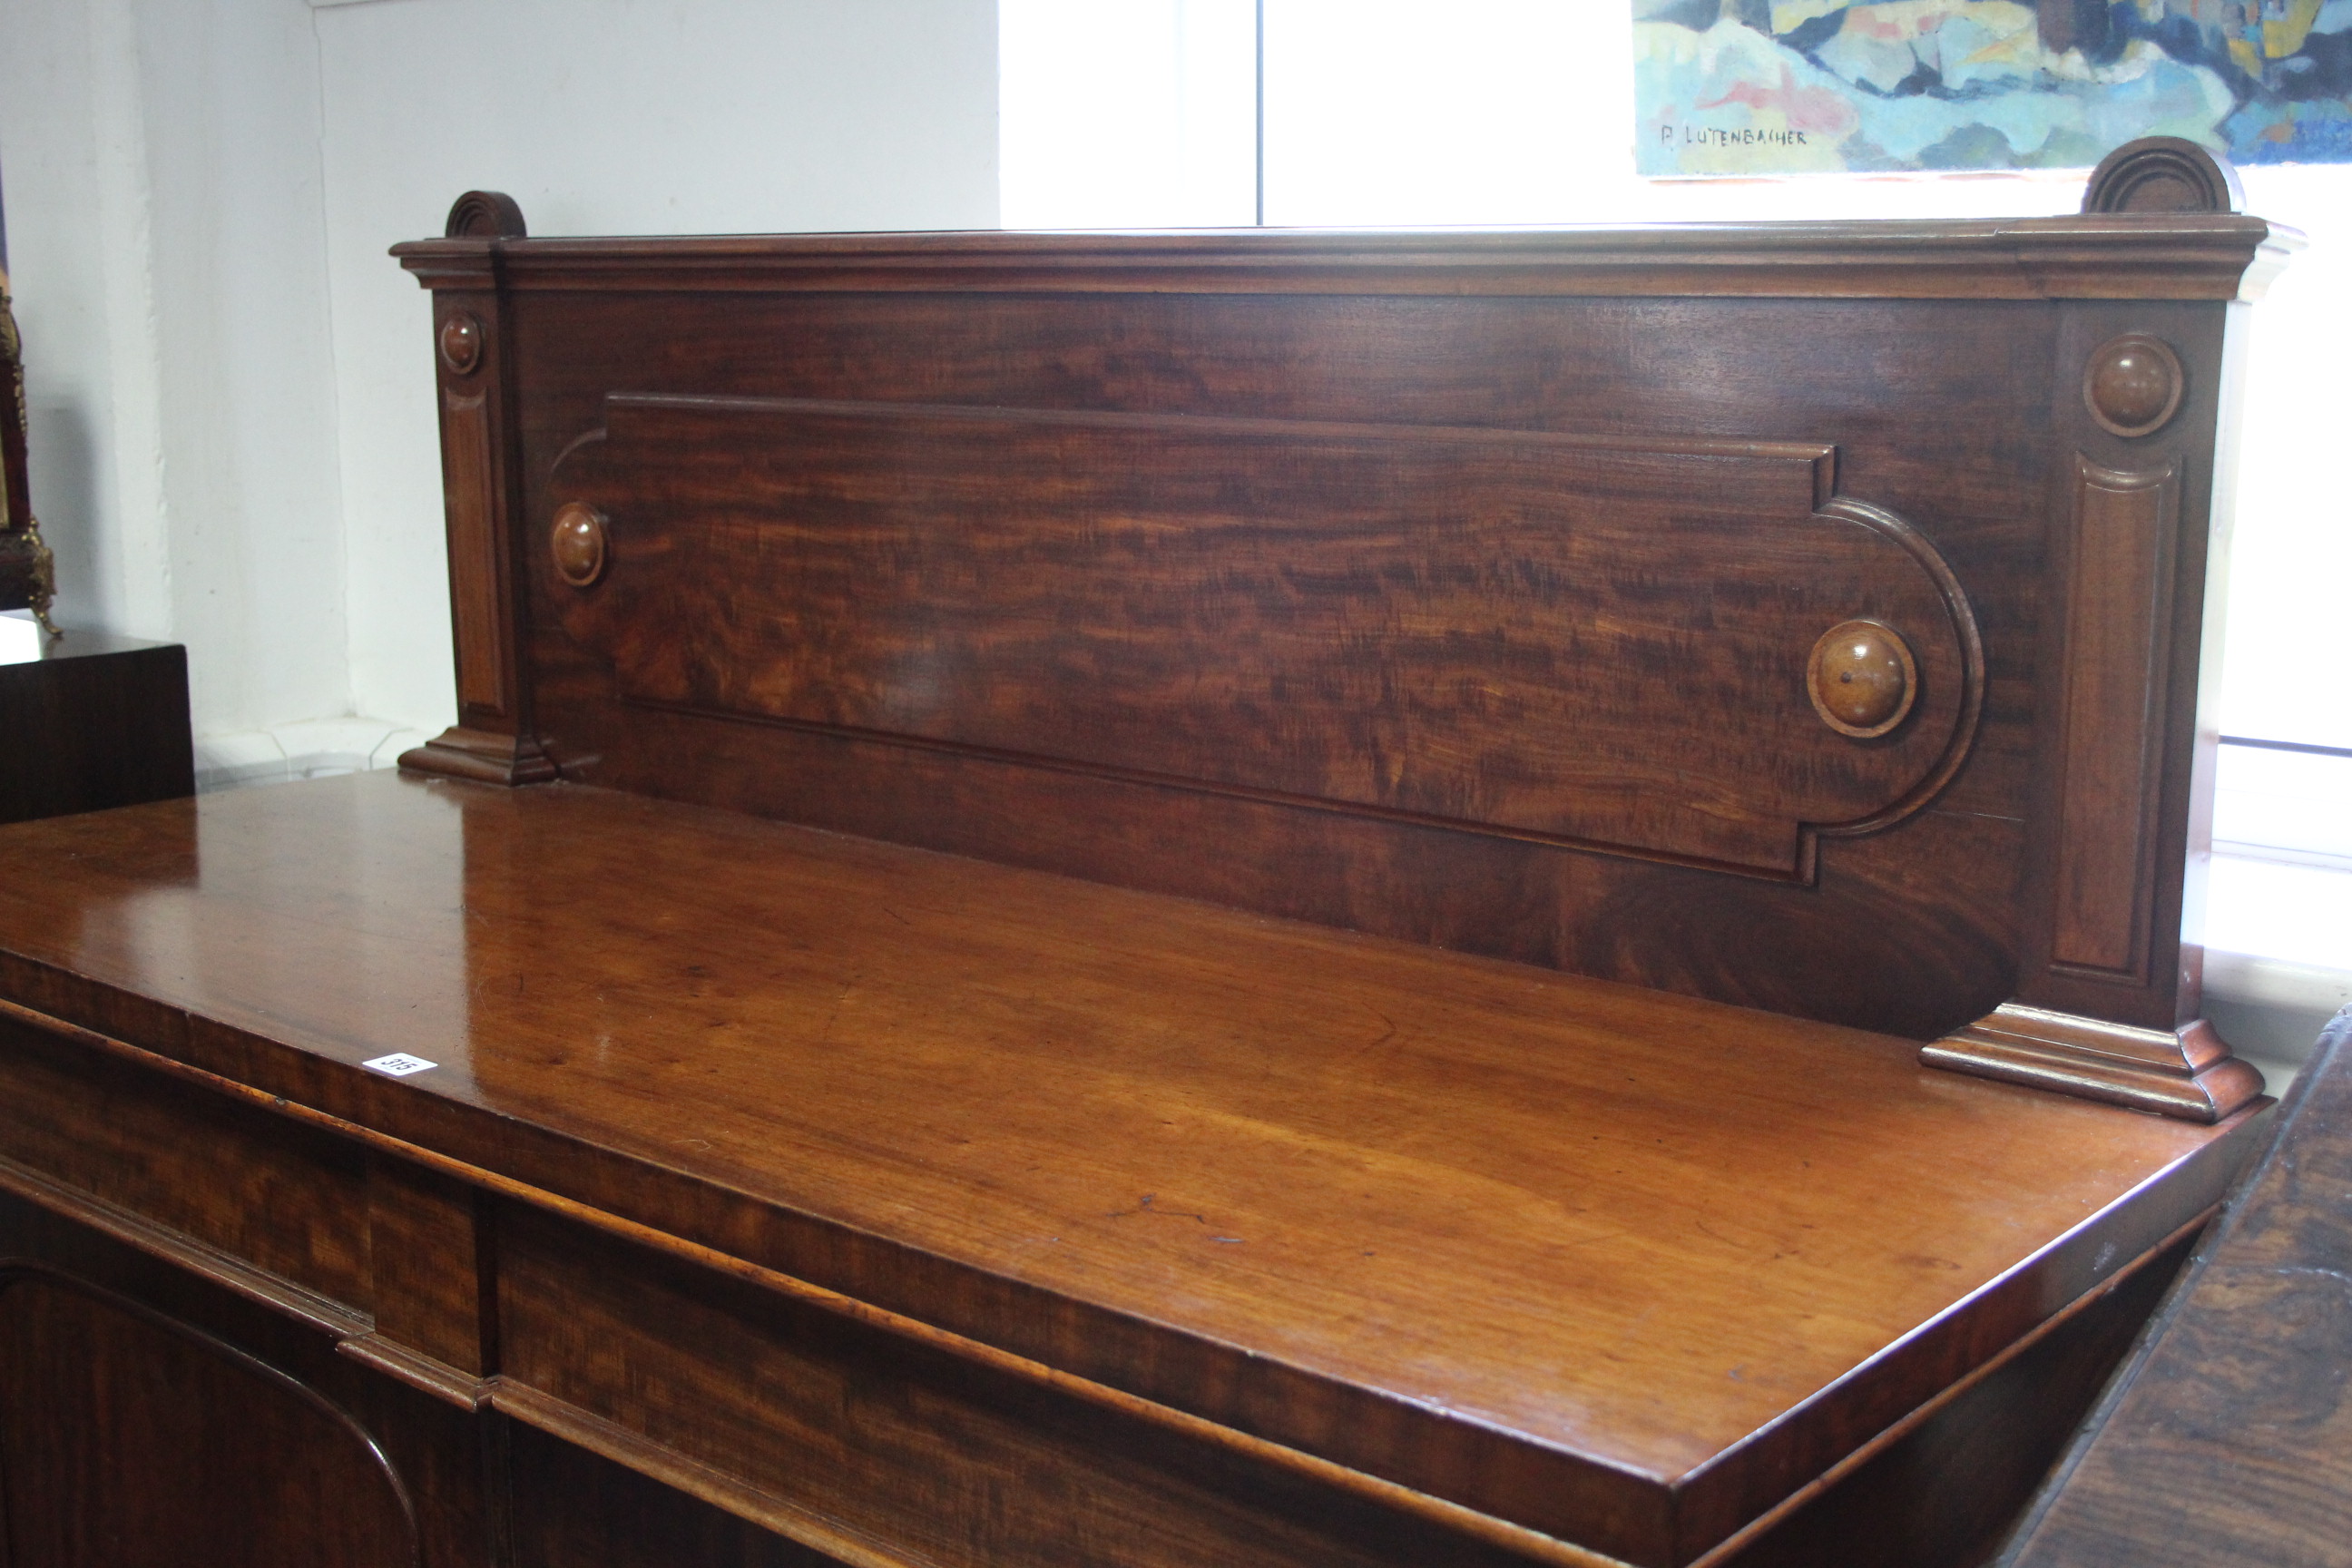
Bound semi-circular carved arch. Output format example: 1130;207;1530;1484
1808;495;1985;849
445;190;528;240
2081;137;2242;216
0;1264;423;1568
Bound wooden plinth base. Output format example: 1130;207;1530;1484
1925;1002;2265;1122
397;725;557;787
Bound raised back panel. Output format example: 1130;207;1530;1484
551;396;1974;879
395;194;2293;1083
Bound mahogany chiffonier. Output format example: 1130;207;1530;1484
0;141;2298;1568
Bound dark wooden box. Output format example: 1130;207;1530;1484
0;628;193;828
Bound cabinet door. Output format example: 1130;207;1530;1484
0;1270;417;1568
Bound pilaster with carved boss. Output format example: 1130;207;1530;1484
1926;142;2282;1122
397;191;556;787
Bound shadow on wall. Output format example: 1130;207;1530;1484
24;397;98;625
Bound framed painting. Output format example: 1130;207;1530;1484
1636;1;2352;174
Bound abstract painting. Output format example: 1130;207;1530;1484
1636;1;2352;173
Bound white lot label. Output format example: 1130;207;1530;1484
361;1054;438;1077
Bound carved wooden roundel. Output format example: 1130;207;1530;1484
438;313;485;377
1808;620;1916;739
550;502;609;588
2083;334;2183;438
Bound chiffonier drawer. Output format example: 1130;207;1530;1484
0;1008;370;1311
492;1201;1565;1568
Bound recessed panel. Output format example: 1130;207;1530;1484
553;397;1975;877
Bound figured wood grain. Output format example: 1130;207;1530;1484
388;191;2293;1045
1708;1220;2195;1568
0;1150;372;1342
553;395;1972;877
1925;295;2263;1117
0;1007;369;1303
0;1184;505;1568
5;1000;1619;1564
499;1205;1594;1568
443;388;505;716
492;279;2062;1039
0;774;2264;1564
0;183;2288;1566
2051;456;2176;977
0;1269;418;1568
2000;1008;2352;1568
407;283;564;789
367;1154;495;1379
504;1423;878;1568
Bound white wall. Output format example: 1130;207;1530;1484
1001;0;1255;228
0;0;162;639
2;0;347;738
312;0;1000;732
0;0;999;755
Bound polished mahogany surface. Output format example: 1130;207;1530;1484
0;1273;418;1568
498;283;2107;1044
2001;1005;2352;1568
0;770;2259;1563
393;173;2294;1122
548;399;1975;881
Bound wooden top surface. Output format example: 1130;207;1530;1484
0;772;2256;1560
394;213;2301;301
2001;1006;2352;1568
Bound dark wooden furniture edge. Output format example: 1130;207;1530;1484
391;150;2284;1123
1;632;196;826
1924;1008;2262;1123
1684;1210;2215;1568
397;724;556;787
1995;1004;2352;1565
0;858;2269;1566
389;215;2301;301
0;986;1625;1568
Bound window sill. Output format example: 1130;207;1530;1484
2203;852;2352;1094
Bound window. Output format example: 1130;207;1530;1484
1000;0;2352;1000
